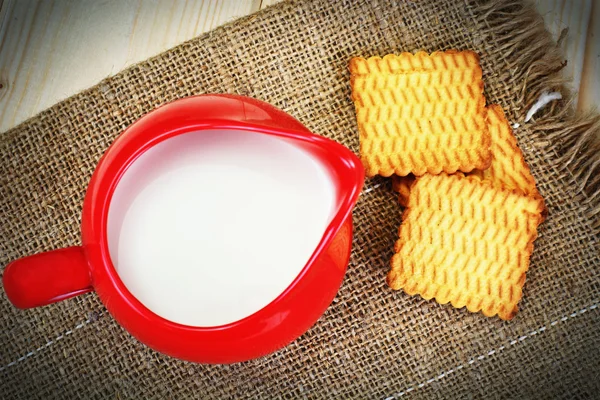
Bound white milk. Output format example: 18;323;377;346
107;129;335;327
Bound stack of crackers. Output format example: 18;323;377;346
350;51;545;320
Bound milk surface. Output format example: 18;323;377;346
107;129;335;326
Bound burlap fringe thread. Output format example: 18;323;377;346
471;0;600;233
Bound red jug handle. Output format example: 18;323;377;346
3;246;93;309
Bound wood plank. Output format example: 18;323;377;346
535;0;592;108
259;0;284;9
578;0;600;112
0;0;261;132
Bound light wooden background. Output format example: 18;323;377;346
0;0;598;133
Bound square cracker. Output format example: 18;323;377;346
473;104;541;198
350;50;491;177
387;173;545;320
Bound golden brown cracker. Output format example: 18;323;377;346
387;173;544;320
388;105;543;207
350;51;491;177
391;174;415;207
473;105;541;198
349;50;481;75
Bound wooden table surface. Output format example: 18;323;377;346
0;0;598;133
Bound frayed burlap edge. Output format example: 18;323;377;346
470;0;600;232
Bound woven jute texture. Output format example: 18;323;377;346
1;0;599;398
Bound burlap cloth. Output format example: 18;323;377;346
1;0;599;398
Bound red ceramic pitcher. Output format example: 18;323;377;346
3;94;364;363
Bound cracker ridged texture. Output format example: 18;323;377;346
391;104;544;205
350;50;491;177
1;0;599;399
388;174;544;320
475;104;541;198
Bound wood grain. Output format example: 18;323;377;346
535;0;593;109
0;0;597;133
0;0;261;132
578;0;600;112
